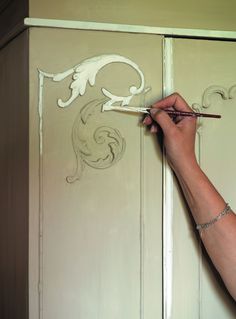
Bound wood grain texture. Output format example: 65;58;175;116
0;30;29;319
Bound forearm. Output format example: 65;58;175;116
147;93;236;299
174;160;236;300
174;160;226;223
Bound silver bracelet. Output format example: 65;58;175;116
196;203;232;231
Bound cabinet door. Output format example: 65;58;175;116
29;28;163;319
171;38;236;318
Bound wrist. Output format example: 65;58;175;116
170;156;200;177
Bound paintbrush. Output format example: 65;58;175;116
154;109;221;119
104;105;221;119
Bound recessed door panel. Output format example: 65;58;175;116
172;38;236;318
29;28;163;319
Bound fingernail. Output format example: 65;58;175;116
150;124;157;133
142;116;149;125
150;108;162;117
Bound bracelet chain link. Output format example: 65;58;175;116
196;203;232;231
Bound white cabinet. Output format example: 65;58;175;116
1;24;236;319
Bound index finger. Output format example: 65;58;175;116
152;93;192;112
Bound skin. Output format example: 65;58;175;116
143;93;236;301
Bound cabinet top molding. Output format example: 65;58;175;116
25;18;236;41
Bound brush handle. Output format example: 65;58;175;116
103;105;221;118
164;109;221;119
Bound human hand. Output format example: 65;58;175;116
143;93;198;173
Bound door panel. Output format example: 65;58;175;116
172;38;236;318
29;28;163;319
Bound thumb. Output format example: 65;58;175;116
150;108;176;135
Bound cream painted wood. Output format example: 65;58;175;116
171;38;236;318
29;28;163;319
162;38;174;319
26;24;236;319
29;0;236;32
24;18;236;41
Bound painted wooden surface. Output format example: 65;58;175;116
172;38;236;318
0;30;29;319
29;28;163;319
1;22;235;319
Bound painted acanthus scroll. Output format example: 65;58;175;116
38;54;150;181
67;98;126;183
47;54;148;109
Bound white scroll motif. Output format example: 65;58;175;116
49;54;148;109
38;54;149;181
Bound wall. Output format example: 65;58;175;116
29;0;236;31
2;0;236;48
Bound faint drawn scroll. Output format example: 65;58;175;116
67;98;126;183
192;85;236;129
38;54;150;181
191;84;236;166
